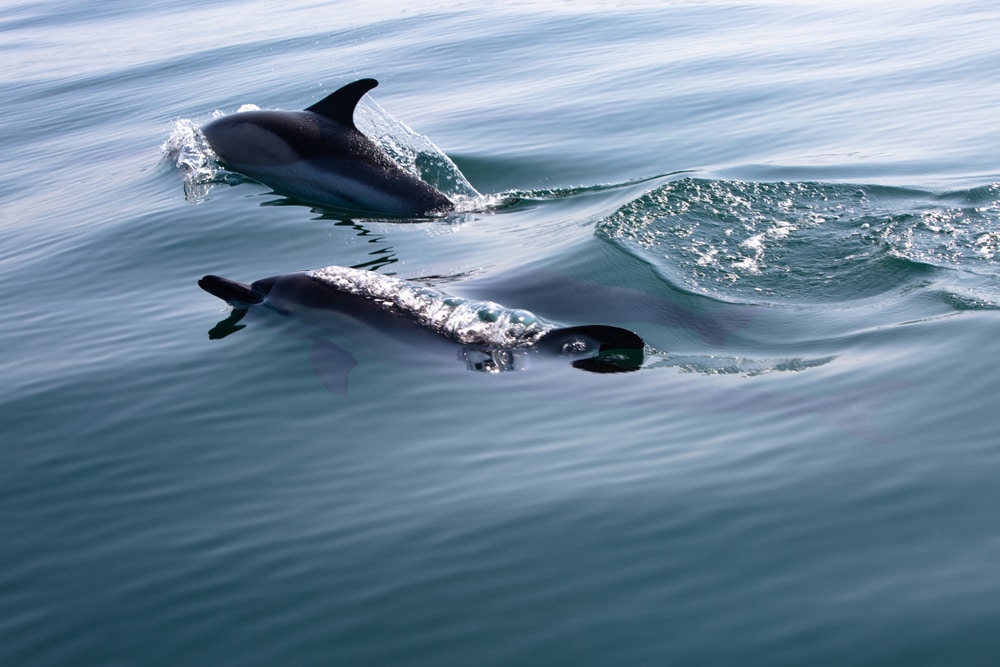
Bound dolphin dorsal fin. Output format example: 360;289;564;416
305;78;378;129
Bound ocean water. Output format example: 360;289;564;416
3;1;1000;665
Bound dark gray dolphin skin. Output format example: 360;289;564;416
199;266;644;394
200;78;455;216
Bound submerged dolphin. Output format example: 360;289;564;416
199;266;645;394
200;78;455;216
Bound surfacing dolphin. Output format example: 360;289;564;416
200;78;455;217
199;266;645;394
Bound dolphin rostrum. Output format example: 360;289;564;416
200;78;455;217
199;265;645;393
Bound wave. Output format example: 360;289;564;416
596;178;1000;307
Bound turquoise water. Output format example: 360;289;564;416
3;1;1000;664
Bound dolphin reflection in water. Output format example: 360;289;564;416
199;265;645;395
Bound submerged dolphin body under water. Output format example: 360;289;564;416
200;78;455;217
199;266;645;395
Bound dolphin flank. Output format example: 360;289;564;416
200;78;455;217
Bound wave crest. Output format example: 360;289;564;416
598;178;1000;304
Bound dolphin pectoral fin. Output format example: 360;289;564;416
199;275;264;306
539;325;646;373
310;338;358;397
208;308;249;339
305;78;378;129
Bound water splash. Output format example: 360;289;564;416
306;266;551;348
159;118;225;204
356;97;481;203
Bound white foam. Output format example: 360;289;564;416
305;266;551;347
159;118;223;204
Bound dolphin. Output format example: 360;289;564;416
200;78;455;217
199;265;645;394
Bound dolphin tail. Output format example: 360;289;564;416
539;325;646;373
198;275;264;306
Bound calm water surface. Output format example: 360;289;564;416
2;1;999;665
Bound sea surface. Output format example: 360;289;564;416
2;1;1000;665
